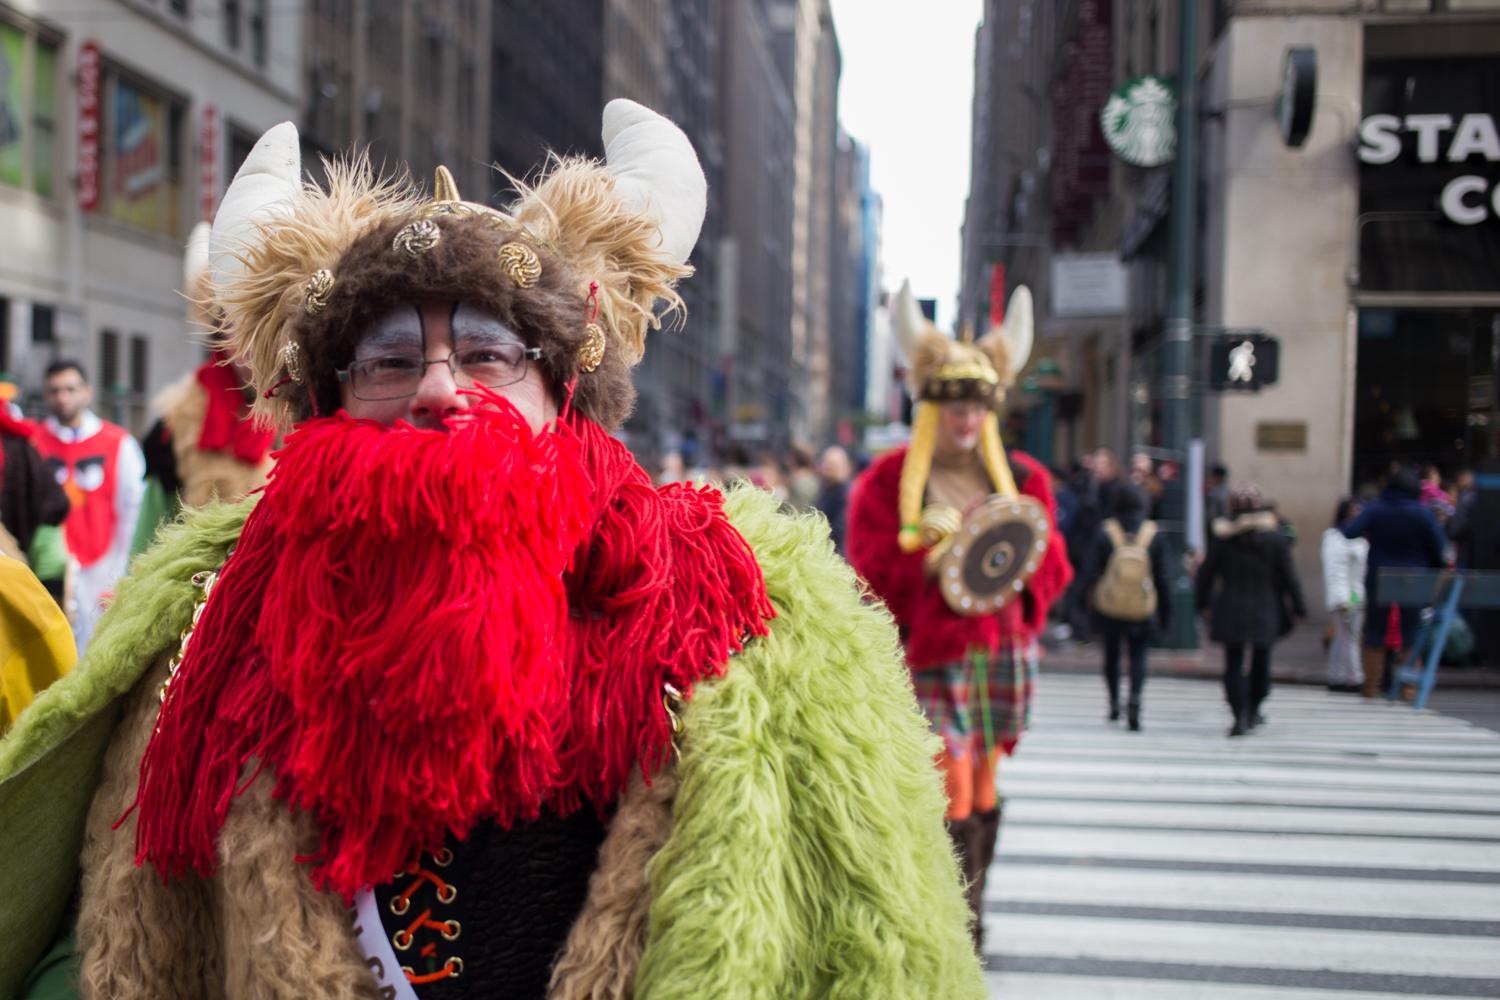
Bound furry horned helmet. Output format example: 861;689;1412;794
892;279;1033;406
204;100;707;432
891;278;1035;553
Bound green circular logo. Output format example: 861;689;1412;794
1100;75;1177;168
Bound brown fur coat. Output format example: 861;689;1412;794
77;664;675;1000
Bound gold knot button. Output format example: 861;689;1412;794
578;323;607;373
393;219;441;257
303;269;334;315
498;241;542;288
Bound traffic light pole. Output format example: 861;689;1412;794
1159;0;1200;649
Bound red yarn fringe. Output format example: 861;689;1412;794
133;403;771;897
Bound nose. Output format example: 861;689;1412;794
409;301;464;427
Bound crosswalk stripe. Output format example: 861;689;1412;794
986;673;1500;999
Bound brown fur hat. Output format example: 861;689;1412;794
212;126;692;434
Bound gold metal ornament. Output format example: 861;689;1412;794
498;241;542;288
283;339;305;384
393;219;441;257
433;164;461;204
578;323;607;372
303;269;335;315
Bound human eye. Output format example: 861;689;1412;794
369;356;424;373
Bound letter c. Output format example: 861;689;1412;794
1442;175;1489;225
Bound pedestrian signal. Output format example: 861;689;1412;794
1208;334;1279;391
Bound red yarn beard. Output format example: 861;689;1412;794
134;404;774;898
136;402;592;892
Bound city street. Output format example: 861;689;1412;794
985;674;1500;999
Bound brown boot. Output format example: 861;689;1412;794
946;813;984;952
1361;647;1385;699
969;802;1003;951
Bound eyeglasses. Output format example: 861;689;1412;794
337;345;543;401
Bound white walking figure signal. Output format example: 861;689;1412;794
1227;341;1256;383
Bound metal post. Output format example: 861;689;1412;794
1159;0;1200;649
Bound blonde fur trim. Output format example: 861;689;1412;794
548;759;678;1000
509;157;690;365
78;656;225;1000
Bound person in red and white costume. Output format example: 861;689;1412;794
31;360;146;650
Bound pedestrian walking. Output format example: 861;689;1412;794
1322;497;1367;692
1196;482;1307;736
813;444;853;556
1340;465;1447;697
1080;483;1171;730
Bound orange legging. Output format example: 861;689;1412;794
939;748;1002;820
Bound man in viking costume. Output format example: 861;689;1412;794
0;102;987;1000
133;222;276;556
847;282;1073;950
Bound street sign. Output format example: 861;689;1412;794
1207;333;1279;390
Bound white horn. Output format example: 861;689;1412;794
209;121;301;289
602;99;707;264
997;285;1034;379
892;279;935;364
183;220;211;292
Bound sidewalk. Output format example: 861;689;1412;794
1042;625;1500;732
984;674;1500;999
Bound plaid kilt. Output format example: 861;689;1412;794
911;639;1037;758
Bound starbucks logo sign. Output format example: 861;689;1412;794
1100;76;1177;168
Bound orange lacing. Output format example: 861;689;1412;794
388;850;456;916
402;957;464;984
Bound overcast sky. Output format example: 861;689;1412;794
827;0;984;331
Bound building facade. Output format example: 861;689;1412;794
0;0;299;432
964;0;1500;617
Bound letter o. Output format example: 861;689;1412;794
1442;175;1490;225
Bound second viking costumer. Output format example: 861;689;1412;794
848;281;1073;949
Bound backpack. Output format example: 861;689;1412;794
1094;518;1158;622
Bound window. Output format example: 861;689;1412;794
0;19;59;196
99;329;120;394
249;0;267;67
31;303;52;343
129;334;148;395
225;0;241;50
103;69;185;237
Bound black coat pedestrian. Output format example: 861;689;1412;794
1196;510;1307;646
0;430;69;554
1341;487;1445;648
1080;512;1173;639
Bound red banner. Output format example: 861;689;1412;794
989;262;1006;329
198;103;222;223
77;41;101;212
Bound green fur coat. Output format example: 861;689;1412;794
0;488;985;1000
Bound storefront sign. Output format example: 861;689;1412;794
77;41;101;212
1100;75;1176;168
1357;57;1500;293
1277;47;1317;148
198;103;222;223
1360;112;1500;224
1051;252;1125;316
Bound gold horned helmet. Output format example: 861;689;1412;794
891;279;1035;553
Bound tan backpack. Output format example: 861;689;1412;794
1094;518;1158;622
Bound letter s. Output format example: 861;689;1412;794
1358;115;1402;165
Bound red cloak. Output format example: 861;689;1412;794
847;447;1072;670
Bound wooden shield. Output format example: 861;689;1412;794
937;496;1051;616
